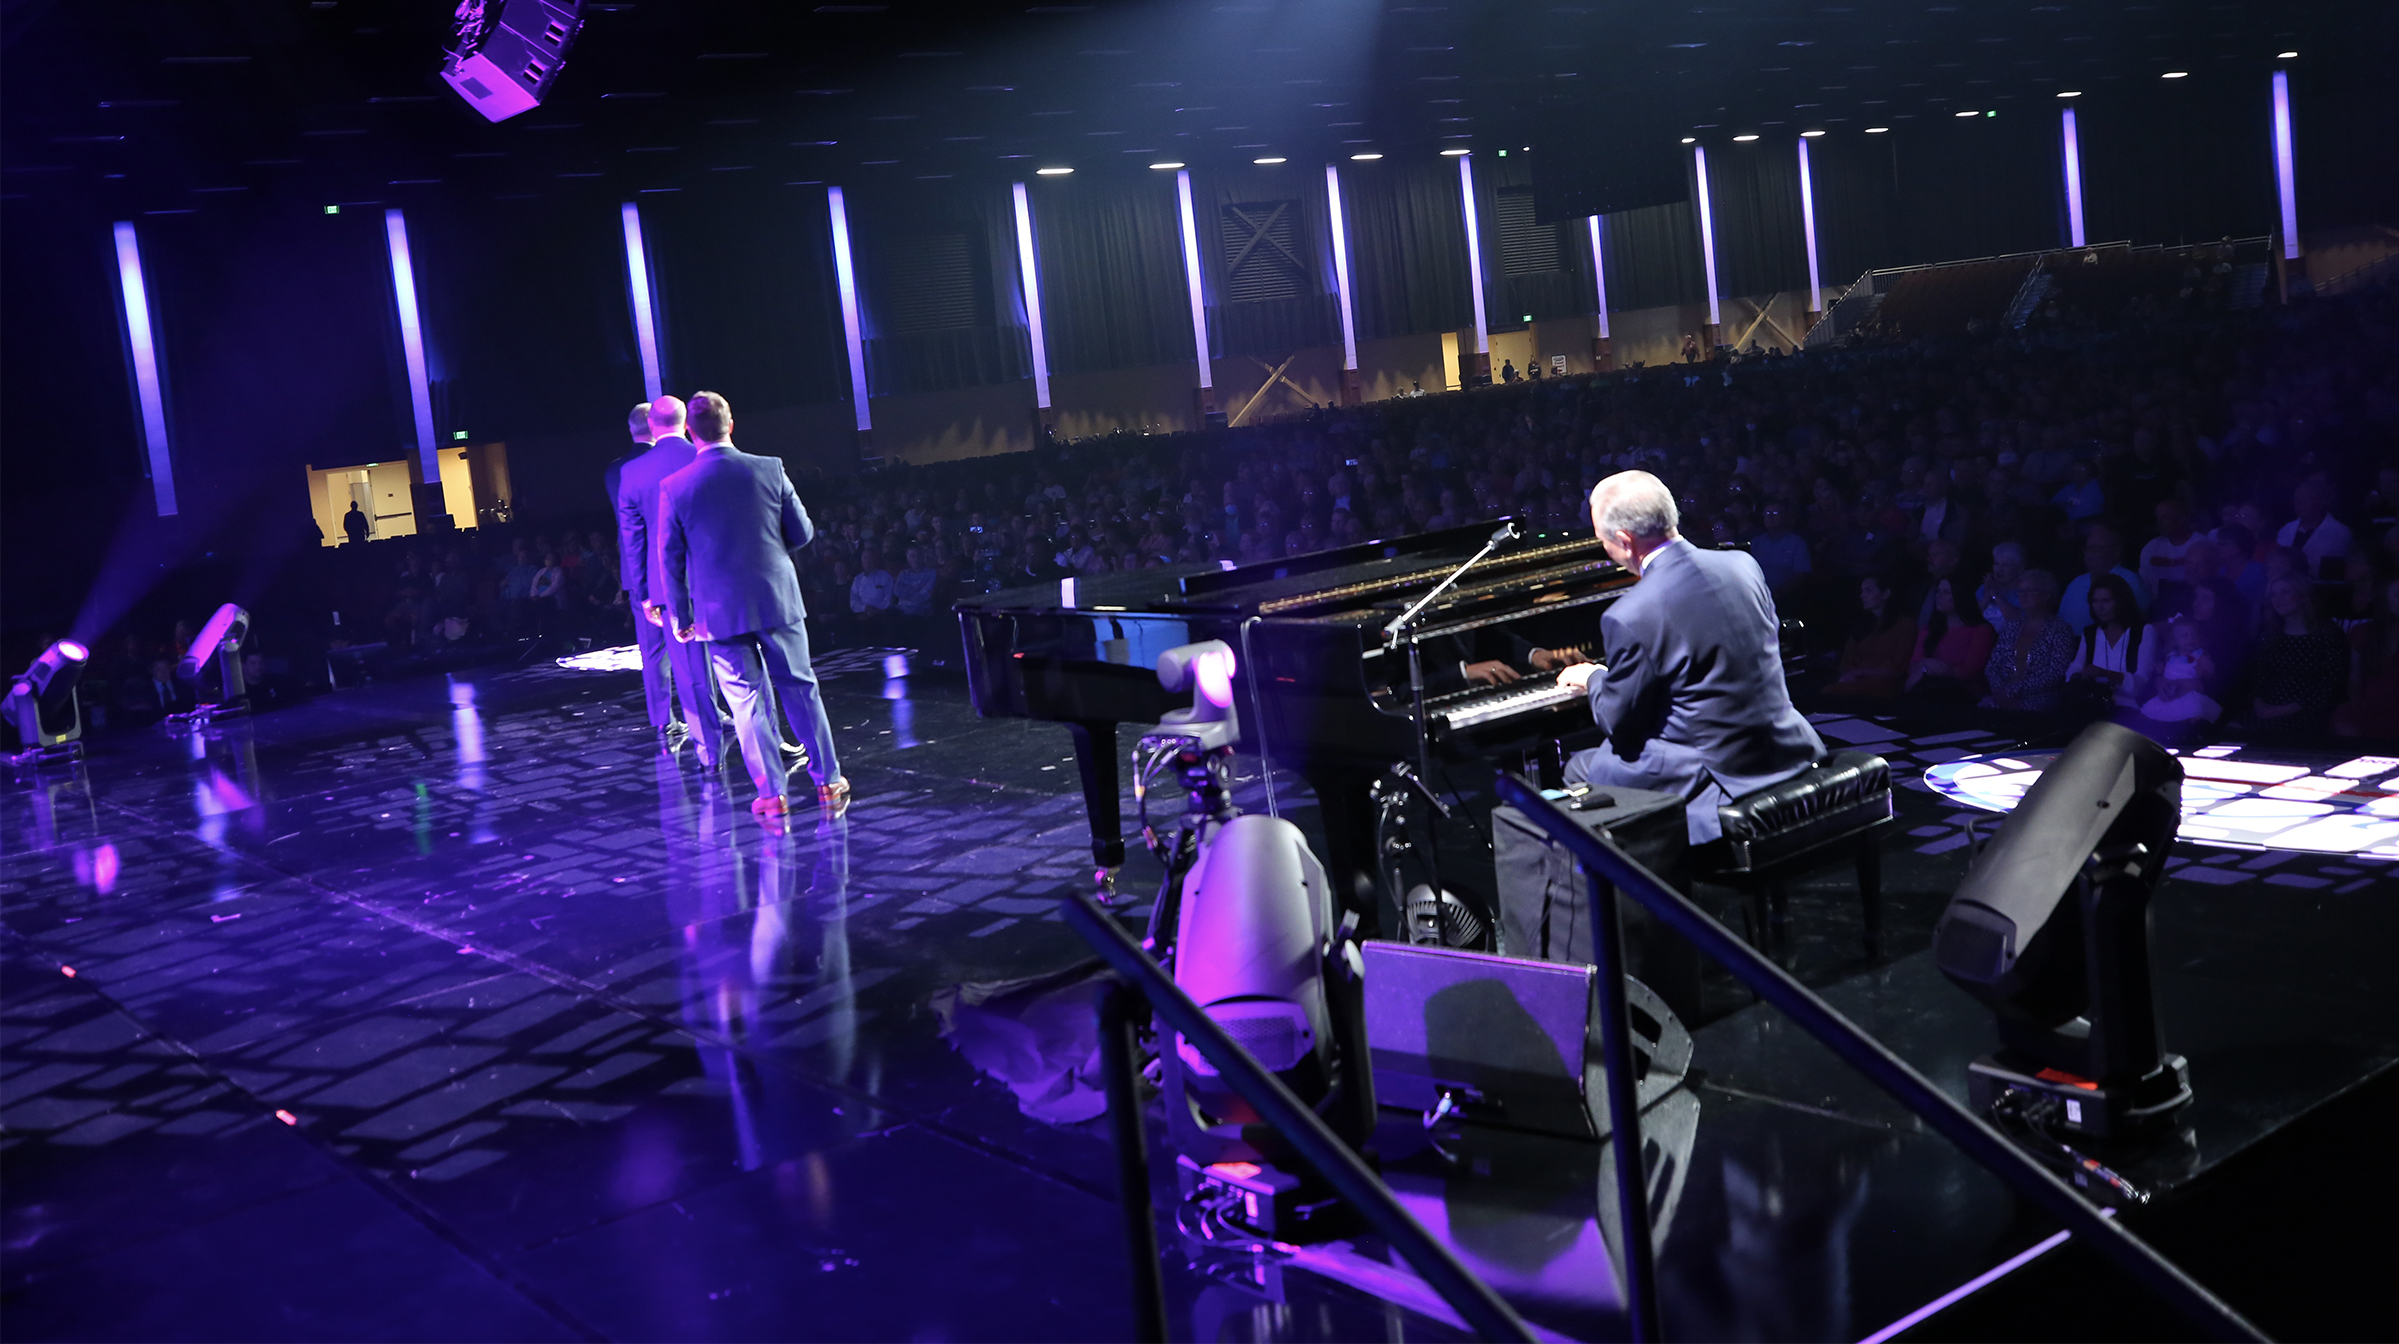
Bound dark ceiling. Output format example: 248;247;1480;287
0;0;2381;216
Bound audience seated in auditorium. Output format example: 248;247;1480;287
1985;570;2077;712
2060;523;2150;634
1827;573;1914;699
1905;574;1994;702
2065;573;2157;711
2247;576;2350;741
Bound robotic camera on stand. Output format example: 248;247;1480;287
1126;641;1375;1243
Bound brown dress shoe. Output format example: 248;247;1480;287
817;778;851;819
750;794;789;818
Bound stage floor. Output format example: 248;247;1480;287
2;653;2389;1341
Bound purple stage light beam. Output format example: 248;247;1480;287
826;187;872;432
2061;106;2087;248
1693;146;1721;328
1586;216;1611;339
617;203;664;402
1797;139;1824;313
1011;181;1053;410
1325;164;1359;372
111;222;177;517
1175;170;1212;392
2272;70;2299;260
383;209;441;484
1458;153;1488;355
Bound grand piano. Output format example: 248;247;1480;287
955;520;1640;912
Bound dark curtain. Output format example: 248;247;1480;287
844;179;1031;397
1202;163;1341;358
408;191;644;442
1889;113;2064;265
1705;140;1811;298
1808;133;1901;288
1598;196;1708;313
642;186;849;412
1344;156;1476;341
1031;174;1194;377
2080;83;2275;247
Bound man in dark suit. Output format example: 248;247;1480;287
660;391;848;820
615;396;725;770
606;402;685;752
1558;471;1824;844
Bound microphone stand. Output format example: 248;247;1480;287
1381;521;1520;895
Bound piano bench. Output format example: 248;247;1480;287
1699;751;1896;960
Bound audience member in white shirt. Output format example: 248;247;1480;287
2274;476;2353;578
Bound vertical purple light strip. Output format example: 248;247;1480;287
1693;146;1721;327
1586;215;1611;339
2272;70;2299;260
1174;170;1212;391
382;209;441;484
616;203;664;401
2061;107;2087;248
826;187;872;432
110;222;177;517
1457;153;1488;354
1010;182;1053;409
1797;139;1824;312
1324;164;1359;371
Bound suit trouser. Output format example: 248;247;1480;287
633;607;675;729
663;627;725;765
708;620;841;801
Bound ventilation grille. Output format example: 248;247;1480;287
1221;200;1308;303
884;230;979;334
1497;188;1562;277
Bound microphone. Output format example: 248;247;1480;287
1489;520;1521;545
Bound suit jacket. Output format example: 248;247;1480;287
660;441;815;639
614;434;696;604
1584;538;1824;797
603;447;643;591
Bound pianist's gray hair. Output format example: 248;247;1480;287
1589;471;1680;542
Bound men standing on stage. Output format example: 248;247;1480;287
1557;470;1823;843
660;391;849;820
616;395;727;771
606;402;685;754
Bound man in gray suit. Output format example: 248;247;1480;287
660;391;848;820
615;395;725;771
606;401;684;753
1558;470;1823;844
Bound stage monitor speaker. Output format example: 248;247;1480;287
442;0;585;124
1531;106;1690;223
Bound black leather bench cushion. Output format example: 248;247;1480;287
1715;750;1893;871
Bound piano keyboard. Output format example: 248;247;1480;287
1432;674;1584;732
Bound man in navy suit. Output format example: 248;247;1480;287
615;395;725;771
1558;471;1823;844
605;402;685;752
660;391;848;820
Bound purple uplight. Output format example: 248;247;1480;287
1175;170;1212;390
1324;164;1359;372
616;203;664;402
2272;70;2299;260
826;187;872;432
1457;153;1488;354
1797;139;1824;311
110;221;177;517
1011;181;1052;409
2061;107;2087;248
382;209;440;483
1692;146;1721;328
1586;216;1610;339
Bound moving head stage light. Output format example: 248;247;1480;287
8;639;91;763
1934;722;2192;1146
442;0;585;124
173;604;251;723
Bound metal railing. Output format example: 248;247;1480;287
1060;891;1537;1343
1490;774;2269;1344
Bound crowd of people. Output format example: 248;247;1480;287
44;280;2399;749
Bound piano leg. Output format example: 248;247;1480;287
1064;720;1127;873
1305;766;1388;938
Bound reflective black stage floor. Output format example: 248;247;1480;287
4;655;2392;1341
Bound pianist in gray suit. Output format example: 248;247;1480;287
1558;471;1824;843
659;391;848;820
616;396;727;771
